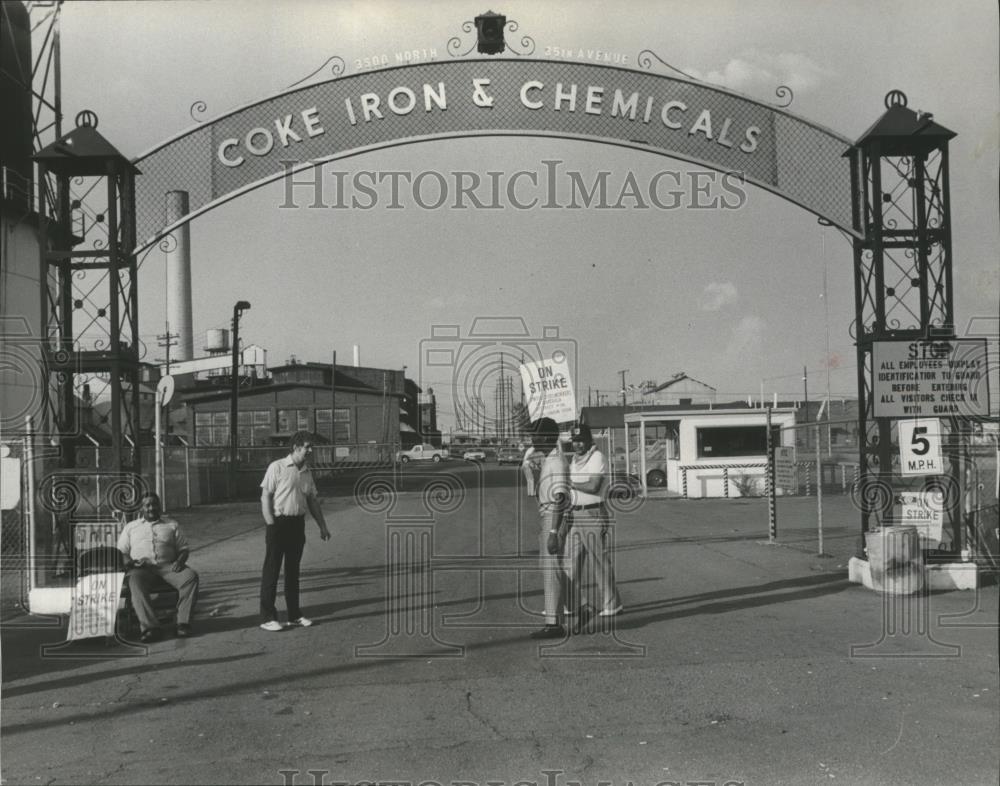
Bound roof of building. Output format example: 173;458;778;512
850;102;956;157
180;380;402;404
34;123;140;176
581;398;858;428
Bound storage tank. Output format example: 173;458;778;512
204;328;231;353
0;1;33;210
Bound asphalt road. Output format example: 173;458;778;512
2;462;998;786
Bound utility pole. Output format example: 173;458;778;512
618;369;629;407
499;352;505;443
330;350;337;472
156;325;179;437
229;301;251;497
803;365;809;419
156;324;179;374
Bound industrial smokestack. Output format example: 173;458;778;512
165;191;194;361
353;344;360;367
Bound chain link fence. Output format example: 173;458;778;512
768;419;998;562
68;443;399;509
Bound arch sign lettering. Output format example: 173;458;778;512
133;59;860;252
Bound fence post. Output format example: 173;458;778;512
25;416;36;597
766;407;776;543
681;467;688;499
723;467;729;498
184;446;192;508
815;423;824;555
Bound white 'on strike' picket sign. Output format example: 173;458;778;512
519;354;576;424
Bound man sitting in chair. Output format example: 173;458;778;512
117;492;199;642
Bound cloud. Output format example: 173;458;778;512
688;49;835;99
701;281;739;311
725;315;766;360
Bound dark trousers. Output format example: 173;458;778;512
259;515;306;622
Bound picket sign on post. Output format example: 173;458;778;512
898;491;945;548
67;571;127;641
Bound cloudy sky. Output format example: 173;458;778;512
54;0;998;429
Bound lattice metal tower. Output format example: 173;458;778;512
846;90;958;545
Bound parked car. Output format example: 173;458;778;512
611;440;668;488
395;443;449;463
462;449;487;462
496;447;522;465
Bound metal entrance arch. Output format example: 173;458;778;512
37;56;971;553
127;60;971;549
131;58;862;252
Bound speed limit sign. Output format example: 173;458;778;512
899;418;943;476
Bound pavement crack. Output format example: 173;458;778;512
464;688;503;739
879;708;907;754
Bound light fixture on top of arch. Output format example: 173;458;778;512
448;11;535;58
475;11;506;54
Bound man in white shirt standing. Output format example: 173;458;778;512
566;422;623;628
259;430;331;631
523;417;572;639
117;492;199;642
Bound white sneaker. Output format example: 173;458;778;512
259;620;285;632
599;604;624;617
288;617;313;627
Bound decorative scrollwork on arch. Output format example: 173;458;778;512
189;100;209;123
446;19;533;57
158;232;178;254
639;51;793;108
447;20;477;58
637;49;701;81
287;55;347;88
774;85;794;108
503;20;535;57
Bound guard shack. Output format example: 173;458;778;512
624;407;797;498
